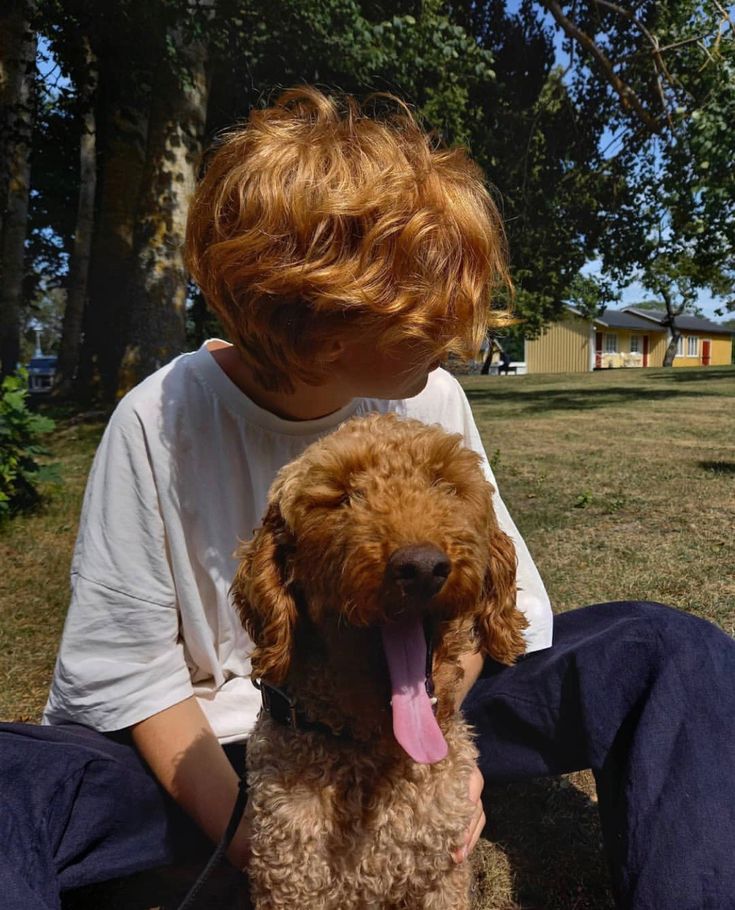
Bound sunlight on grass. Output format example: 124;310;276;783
461;366;735;908
464;368;735;633
0;416;107;722
1;367;733;909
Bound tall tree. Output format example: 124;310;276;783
117;10;210;394
78;61;149;400
640;250;734;365
641;254;701;366
453;0;615;333
533;0;734;302
25;0;735;396
67;0;158;400
0;0;36;378
54;34;97;394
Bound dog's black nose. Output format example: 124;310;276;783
387;544;451;599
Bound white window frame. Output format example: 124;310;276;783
629;335;640;354
605;333;618;354
687;335;698;357
676;335;685;356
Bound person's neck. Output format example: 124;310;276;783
208;342;353;421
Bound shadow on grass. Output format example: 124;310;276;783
462;365;735;415
645;368;735;383
482;776;614;909
699;460;735;475
464;384;729;415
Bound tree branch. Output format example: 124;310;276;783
537;0;663;133
657;31;725;54
589;0;677;104
711;0;734;34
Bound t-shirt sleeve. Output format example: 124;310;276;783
403;371;553;653
43;399;193;731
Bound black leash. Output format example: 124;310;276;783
175;773;249;910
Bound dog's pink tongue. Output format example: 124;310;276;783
381;615;448;765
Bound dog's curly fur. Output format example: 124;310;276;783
232;413;527;909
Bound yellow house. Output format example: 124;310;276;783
524;306;733;374
621;307;733;368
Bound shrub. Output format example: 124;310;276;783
0;370;57;519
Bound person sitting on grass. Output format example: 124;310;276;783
1;86;734;910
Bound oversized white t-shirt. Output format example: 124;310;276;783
43;341;553;743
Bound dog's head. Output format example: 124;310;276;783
232;413;527;760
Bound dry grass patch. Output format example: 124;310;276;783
0;414;107;721
1;367;733;909
464;367;735;625
461;365;735;908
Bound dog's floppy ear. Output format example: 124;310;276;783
231;501;297;685
475;527;527;665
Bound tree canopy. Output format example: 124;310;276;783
1;0;732;392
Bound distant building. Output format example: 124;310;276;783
524;306;733;374
27;355;58;392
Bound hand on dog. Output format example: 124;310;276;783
453;763;485;863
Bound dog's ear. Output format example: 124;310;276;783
231;501;296;686
475;527;527;665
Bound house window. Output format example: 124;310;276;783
676;335;684;356
605;333;618;353
629;335;640;354
687;336;698;357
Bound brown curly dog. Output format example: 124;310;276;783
232;412;527;910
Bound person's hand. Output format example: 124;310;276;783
453;762;486;863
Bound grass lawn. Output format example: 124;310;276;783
465;364;735;908
1;364;734;909
465;365;735;629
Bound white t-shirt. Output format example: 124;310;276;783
43;341;553;743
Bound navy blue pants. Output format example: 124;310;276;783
2;602;734;909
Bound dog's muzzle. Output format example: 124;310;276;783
386;543;451;600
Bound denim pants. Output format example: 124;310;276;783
1;601;734;909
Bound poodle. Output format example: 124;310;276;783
232;412;527;910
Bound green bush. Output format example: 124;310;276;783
0;370;57;518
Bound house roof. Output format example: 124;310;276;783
622;307;732;335
594;309;660;331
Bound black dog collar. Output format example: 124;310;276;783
253;619;438;738
252;677;354;739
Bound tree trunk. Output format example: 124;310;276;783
0;1;36;378
55;35;97;396
75;58;149;402
662;330;680;367
117;27;210;396
660;290;683;368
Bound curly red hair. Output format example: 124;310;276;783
186;86;511;392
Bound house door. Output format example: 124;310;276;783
702;339;711;366
595;332;603;369
642;335;649;368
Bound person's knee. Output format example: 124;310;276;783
590;600;714;638
568;601;733;680
614;600;734;680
